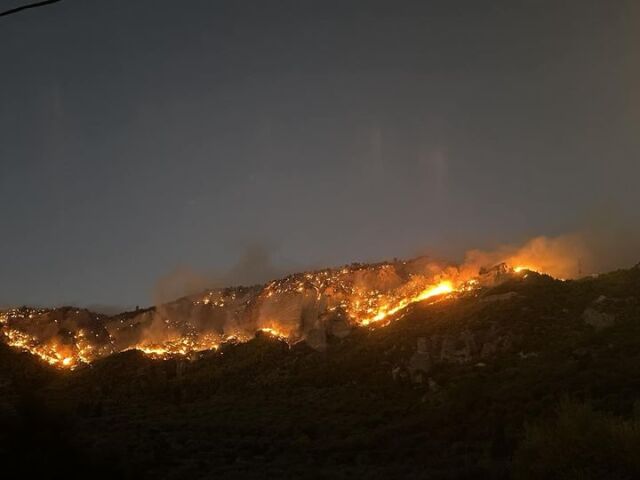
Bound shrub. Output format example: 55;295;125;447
513;399;640;480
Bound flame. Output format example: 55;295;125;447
258;327;287;338
1;248;566;369
361;281;454;326
513;266;537;273
132;335;220;359
0;322;78;367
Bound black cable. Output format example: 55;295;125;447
0;0;62;18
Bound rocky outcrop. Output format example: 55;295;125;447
439;331;477;363
327;312;351;339
480;339;498;358
481;291;519;303
582;308;615;331
405;327;516;382
477;263;513;287
408;337;431;381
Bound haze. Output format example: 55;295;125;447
1;0;638;308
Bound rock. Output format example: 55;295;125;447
594;295;607;304
478;327;516;358
461;330;479;355
427;377;441;392
518;351;538;359
571;347;591;359
412;370;426;384
305;328;327;351
408;337;432;381
416;337;429;354
439;333;473;364
481;291;519;303
328;316;351;339
582;308;615;331
409;352;431;376
392;365;410;384
439;335;456;362
478;263;512;287
480;341;498;358
176;360;187;379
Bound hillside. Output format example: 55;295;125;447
1;265;640;479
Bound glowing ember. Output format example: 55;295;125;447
514;266;537;273
258;327;288;339
361;281;454;326
131;334;221;359
0;256;556;368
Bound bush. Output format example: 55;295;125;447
513;399;640;480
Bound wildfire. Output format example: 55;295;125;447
258;327;288;339
2;325;77;367
0;256;556;369
131;334;221;359
514;266;537;273
361;281;454;326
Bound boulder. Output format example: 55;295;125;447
408;337;432;381
409;351;431;375
427;377;441;392
478;263;512;287
328;316;351;339
594;295;607;304
439;333;474;364
582;308;615;331
481;291;518;303
305;328;327;351
392;365;410;384
480;341;498;358
518;351;538;359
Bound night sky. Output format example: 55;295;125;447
1;0;638;308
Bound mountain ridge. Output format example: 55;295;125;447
2;263;640;479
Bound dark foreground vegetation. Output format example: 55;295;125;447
1;265;640;479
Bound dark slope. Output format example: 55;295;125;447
1;266;640;479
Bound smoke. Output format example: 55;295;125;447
134;244;297;348
154;267;213;305
218;244;288;287
577;209;640;274
457;215;639;280
153;244;290;305
141;214;640;351
130;215;640;346
84;304;133;316
7;225;638;364
461;233;589;279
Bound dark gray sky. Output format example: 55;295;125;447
1;0;638;308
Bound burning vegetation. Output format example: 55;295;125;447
0;251;553;369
